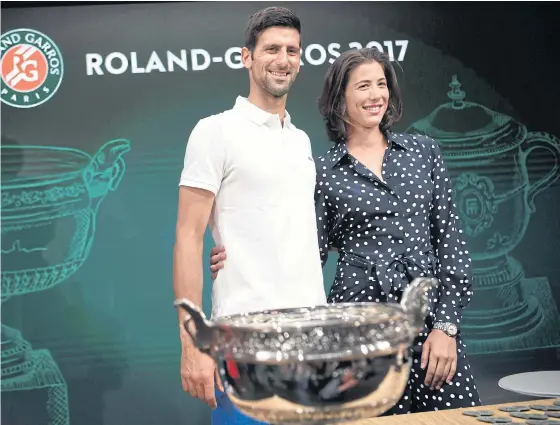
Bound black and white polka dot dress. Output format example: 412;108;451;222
314;132;482;414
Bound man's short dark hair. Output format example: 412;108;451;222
318;47;403;144
244;7;301;53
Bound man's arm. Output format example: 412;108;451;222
173;116;226;408
174;115;225;313
173;186;223;407
173;186;215;323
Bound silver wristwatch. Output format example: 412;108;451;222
433;322;458;337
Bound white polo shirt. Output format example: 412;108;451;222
179;96;327;318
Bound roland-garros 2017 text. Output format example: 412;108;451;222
85;40;409;75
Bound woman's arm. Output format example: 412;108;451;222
428;140;473;332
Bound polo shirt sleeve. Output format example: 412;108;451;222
179;116;226;195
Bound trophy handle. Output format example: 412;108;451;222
87;139;131;199
400;277;438;331
521;132;560;212
174;298;216;355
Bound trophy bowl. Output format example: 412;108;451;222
175;277;437;425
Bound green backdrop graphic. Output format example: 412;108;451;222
2;140;131;425
407;75;560;353
1;2;559;425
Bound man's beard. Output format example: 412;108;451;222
256;72;294;98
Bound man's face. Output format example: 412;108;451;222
242;26;301;98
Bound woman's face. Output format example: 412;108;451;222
344;60;390;132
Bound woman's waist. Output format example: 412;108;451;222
336;248;437;273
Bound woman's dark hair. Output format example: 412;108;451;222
244;7;301;53
318;47;403;143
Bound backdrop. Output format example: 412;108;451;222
2;2;559;425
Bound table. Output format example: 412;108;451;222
498;371;560;397
347;398;560;425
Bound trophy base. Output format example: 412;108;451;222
1;348;70;425
462;275;560;355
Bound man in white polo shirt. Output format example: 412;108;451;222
172;6;326;423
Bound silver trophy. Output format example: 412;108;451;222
175;277;437;424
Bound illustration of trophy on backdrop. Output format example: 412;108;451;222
407;76;560;354
175;277;437;425
1;138;131;425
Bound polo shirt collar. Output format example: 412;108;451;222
234;96;293;129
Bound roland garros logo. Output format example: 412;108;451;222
1;28;64;108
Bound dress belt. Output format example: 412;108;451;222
338;249;437;295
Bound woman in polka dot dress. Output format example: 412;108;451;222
314;47;482;414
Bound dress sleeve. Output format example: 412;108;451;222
314;160;335;267
428;139;473;331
